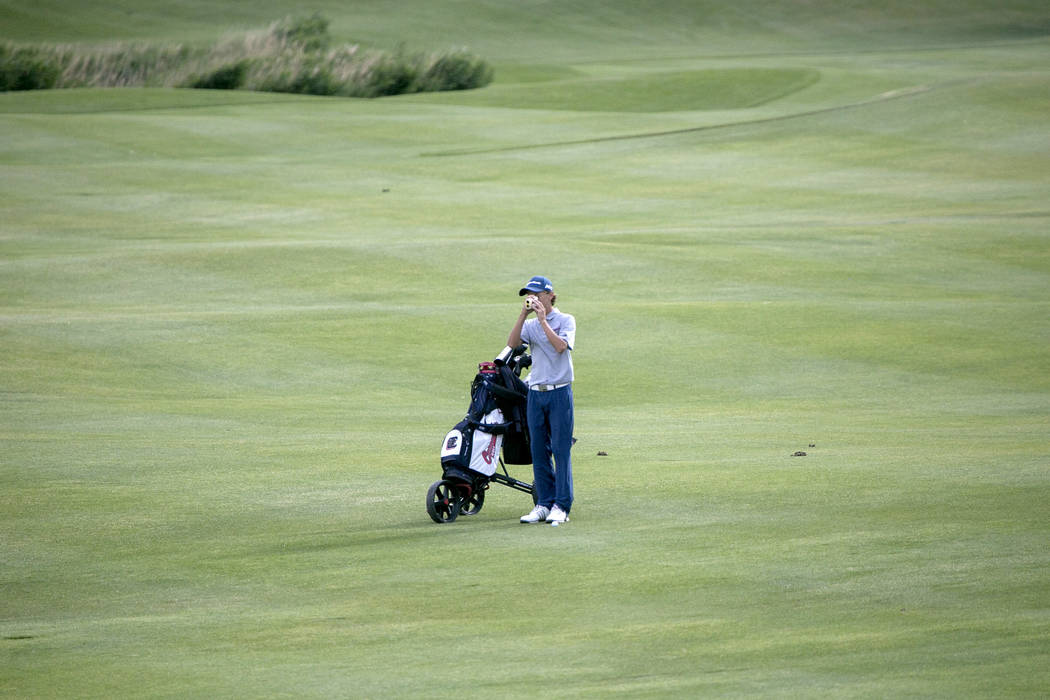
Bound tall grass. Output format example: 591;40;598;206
0;14;493;97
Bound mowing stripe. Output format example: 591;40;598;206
422;82;943;157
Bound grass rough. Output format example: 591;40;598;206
0;14;493;97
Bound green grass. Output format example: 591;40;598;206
411;68;822;112
2;1;1049;697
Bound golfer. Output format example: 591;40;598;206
509;275;576;524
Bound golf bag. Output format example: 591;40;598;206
428;345;535;523
440;349;531;482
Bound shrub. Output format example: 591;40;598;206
418;50;495;92
246;52;333;96
0;15;494;97
361;55;419;97
0;45;60;91
287;65;338;96
187;59;250;90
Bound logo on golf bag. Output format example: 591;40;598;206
440;427;466;462
480;435;498;465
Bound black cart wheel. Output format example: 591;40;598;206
460;486;485;516
426;480;461;523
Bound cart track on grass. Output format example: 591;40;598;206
566;35;1050;65
422;82;947;157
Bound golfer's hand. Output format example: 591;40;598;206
531;298;547;321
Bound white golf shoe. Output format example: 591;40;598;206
520;505;550;523
547;505;569;523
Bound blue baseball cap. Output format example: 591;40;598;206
519;275;554;296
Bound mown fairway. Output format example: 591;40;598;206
2;1;1049;697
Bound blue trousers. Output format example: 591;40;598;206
527;385;574;513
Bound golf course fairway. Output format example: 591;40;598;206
2;1;1048;696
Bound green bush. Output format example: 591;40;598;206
187;59;250;90
0;45;60;91
0;15;493;97
247;55;334;97
363;55;419;97
285;65;338;97
417;50;494;92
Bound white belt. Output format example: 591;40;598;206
530;383;570;392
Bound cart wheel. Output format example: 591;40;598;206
460;486;485;516
426;480;460;523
